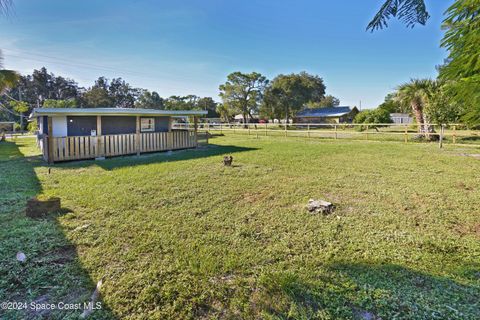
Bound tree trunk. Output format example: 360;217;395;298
411;101;424;133
285;105;289;126
422;113;437;140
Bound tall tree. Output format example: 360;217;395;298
396;79;434;134
197;97;219;118
135;90;164;109
83;77;112;108
164;95;198;110
219;72;268;125
306;94;340;108
262;72;326;122
43;99;77;108
108;77;138;108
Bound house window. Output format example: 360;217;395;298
141;118;155;132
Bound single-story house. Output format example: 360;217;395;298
233;114;260;123
32;108;207;163
390;113;413;124
293;106;359;124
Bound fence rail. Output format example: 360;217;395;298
46;130;197;162
182;122;480;147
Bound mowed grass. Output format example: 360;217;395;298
1;135;479;319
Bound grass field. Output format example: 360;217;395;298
1;135;479;319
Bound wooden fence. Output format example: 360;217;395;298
190;122;480;147
45;130;197;162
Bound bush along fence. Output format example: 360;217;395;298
182;122;480;148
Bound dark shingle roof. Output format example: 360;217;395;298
296;106;353;117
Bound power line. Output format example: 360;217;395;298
2;48;206;84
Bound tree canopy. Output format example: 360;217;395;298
261;72;326;122
219;72;268;123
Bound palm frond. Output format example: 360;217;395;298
0;69;20;93
367;0;430;32
0;0;13;16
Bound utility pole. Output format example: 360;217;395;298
359;100;362;111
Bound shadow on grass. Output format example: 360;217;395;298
0;141;117;319
51;143;257;171
253;263;479;319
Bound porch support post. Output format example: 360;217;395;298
194;116;198;147
136;116;141;156
96;116;104;159
47;116;54;164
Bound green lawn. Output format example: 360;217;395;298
1;135;479;319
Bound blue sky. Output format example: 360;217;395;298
0;0;450;108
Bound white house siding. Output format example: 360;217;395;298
52;116;68;137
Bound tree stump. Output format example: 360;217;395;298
306;199;334;214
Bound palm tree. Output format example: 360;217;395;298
0;0;12;16
396;79;433;135
368;0;430;31
0;50;20;94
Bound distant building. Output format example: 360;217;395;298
233;114;260;123
390;113;413;124
293;106;359;124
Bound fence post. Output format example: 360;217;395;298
96;115;104;158
220;123;223;134
135;116;141;155
265;123;268;136
452;125;456;144
404;125;408;143
334;125;337;140
366;125;369;140
248;124;250;135
256;125;258;138
47;116;54;164
193;116;198;147
284;122;287;137
439;124;444;148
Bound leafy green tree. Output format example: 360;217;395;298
9;100;28;130
439;0;480;126
7;67;80;111
164;95;198;110
262;72;325;122
83;82;112;108
219;72;268;124
378;93;409;113
354;108;392;130
135;90;164;109
43;99;77;108
216;103;233;122
197;97;219;118
108;77;138;108
306;95;340;108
